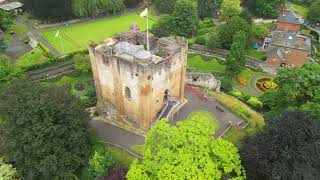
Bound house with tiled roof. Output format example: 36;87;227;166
277;10;301;32
263;10;311;68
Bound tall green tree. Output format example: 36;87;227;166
21;0;74;20
197;0;213;19
0;82;90;179
170;0;198;38
241;111;320;179
225;31;247;79
261;63;320;119
0;59;23;86
74;53;91;72
72;0;125;18
217;16;251;49
151;15;172;38
308;0;320;23
154;0;176;14
254;0;285;18
127;112;245;179
220;0;241;20
0;11;15;31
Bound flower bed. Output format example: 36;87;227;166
255;76;277;93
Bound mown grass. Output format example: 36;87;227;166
40;12;157;54
15;48;47;68
290;3;309;18
246;49;266;61
42;72;94;99
187;54;225;73
238;68;264;81
208;91;265;146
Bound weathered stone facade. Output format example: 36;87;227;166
88;27;188;130
186;72;221;92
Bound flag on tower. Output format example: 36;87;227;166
140;8;148;17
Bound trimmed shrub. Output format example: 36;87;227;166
243;93;251;101
88;150;115;178
221;78;233;92
43;51;53;58
197;27;210;36
195;36;207;45
246;97;263;109
230;89;242;98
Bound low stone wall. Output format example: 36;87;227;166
189;44;277;75
186;72;221;92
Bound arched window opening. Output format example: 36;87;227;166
125;87;131;100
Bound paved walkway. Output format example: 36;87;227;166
90;87;244;155
28;22;60;57
171;88;243;137
90;119;145;156
234;74;268;97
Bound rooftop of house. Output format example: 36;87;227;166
269;30;311;52
93;24;186;66
277;10;301;25
0;1;23;11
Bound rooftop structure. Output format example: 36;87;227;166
0;1;22;11
269;30;311;52
277;10;301;32
277;10;301;25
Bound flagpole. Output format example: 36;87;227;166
146;10;149;51
59;32;64;53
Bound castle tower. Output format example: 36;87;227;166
88;26;187;130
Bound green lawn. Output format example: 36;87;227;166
43;72;94;98
290;3;309;18
40;12;157;54
208;91;265;146
246;49;266;61
187;54;225;73
238;68;264;81
15;48;47;68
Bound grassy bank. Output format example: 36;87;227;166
208;91;265;146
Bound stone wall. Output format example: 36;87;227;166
189;44;277;75
186;72;221;92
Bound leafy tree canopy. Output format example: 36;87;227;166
74;53;91;72
253;0;285;18
0;157;19;180
127;112;245;179
0;59;23;86
241;111;320;179
0;11;15;31
151;15;172;38
170;0;198;38
197;0;213;20
221;0;241;20
308;0;320;23
72;0;125;18
0;82;90;179
154;0;176;14
217;16;251;49
21;0;74;20
261;63;320;119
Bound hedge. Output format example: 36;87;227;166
24;49;89;72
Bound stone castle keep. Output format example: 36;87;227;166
88;26;188;130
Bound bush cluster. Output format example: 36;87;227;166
37;42;53;58
229;88;263;110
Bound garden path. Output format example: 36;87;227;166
28;21;60;57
